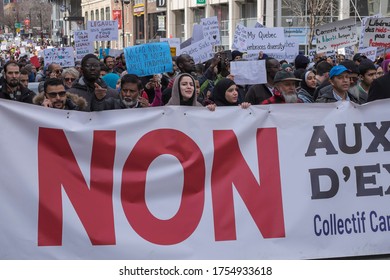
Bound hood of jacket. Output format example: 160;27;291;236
33;92;88;110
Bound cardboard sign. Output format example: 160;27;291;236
246;27;285;54
160;38;181;56
200;16;221;46
124;42;173;76
179;38;214;64
87;20;119;41
359;14;382;49
74;30;94;61
230;60;267;85
363;17;390;48
43;47;75;67
232;24;248;52
315;18;358;52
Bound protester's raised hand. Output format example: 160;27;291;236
94;83;107;100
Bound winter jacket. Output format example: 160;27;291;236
0;80;35;103
315;85;360;104
33;92;88;111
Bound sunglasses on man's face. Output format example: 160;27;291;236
52;69;63;74
64;77;76;82
46;91;66;98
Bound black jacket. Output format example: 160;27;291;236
315;85;360;104
244;84;273;105
367;73;390;102
0;80;35;103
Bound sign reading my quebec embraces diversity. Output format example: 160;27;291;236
315;18;358;53
1;100;390;260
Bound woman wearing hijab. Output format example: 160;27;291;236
166;73;215;110
212;78;251;108
297;70;316;103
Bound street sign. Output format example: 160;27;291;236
197;0;206;4
15;22;21;28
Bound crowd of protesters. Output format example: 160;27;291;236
0;44;389;112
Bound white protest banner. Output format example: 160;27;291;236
74;30;94;61
357;46;377;62
87;20;119;41
43;47;75;67
246;27;285;54
232;24;248;52
1;100;390;260
359;14;381;49
124;42;173;76
266;37;300;63
179;38;214;64
315;18;358;53
363;17;390;48
230;60;267;85
200;16;221;46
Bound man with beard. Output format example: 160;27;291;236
92;74;162;111
68;53;119;111
316;65;359;103
33;78;87;110
0;61;35;103
245;58;281;104
261;70;302;104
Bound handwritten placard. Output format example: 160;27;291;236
43;47;75;67
87;20;119;41
200;16;221;46
179;38;214;64
232;24;248;52
74;30;94;60
266;37;300;63
315;18;357;53
359;14;381;49
357;47;377;62
230;60;267;85
363;17;390;48
124;42;173;76
246;27;285;54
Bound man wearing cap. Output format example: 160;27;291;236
261;70;302;104
316;65;359;103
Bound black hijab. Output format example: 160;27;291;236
212;78;237;106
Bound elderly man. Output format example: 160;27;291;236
0;60;35;103
38;63;63;93
261;70;302;104
316;65;359;103
68;53;119;111
33;78;87;110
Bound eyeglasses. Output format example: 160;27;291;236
46;91;66;98
64;77;76;82
84;64;100;69
53;69;63;74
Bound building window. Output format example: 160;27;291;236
91;11;94;21
193;7;205;24
101;8;104;20
106;7;110;20
95;10;99;21
175;10;185;41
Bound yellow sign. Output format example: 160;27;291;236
170;47;176;57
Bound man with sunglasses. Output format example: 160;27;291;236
0;60;35;103
38;63;63;93
68;53;119;111
33;78;87;110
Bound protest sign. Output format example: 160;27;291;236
200;16;221;46
315;18;358;53
232;24;248;52
74;30;94;61
192;24;204;43
267;37;300;63
363;17;390;48
160;37;181;55
109;49;123;58
99;48;110;59
357;47;377;62
179;38;214;64
359;14;381;49
124;42;173;76
230;60;267;85
87;20;119;41
246;27;285;54
43;47;75;67
308;49;317;62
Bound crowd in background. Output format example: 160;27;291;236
0;44;389;112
